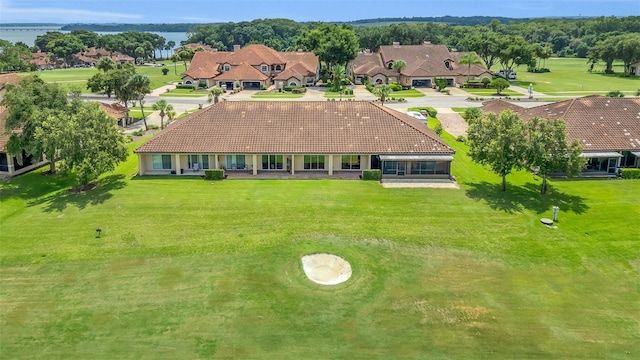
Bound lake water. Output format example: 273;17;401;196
0;26;188;57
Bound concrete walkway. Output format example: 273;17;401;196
435;109;468;137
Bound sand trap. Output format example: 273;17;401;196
301;253;352;285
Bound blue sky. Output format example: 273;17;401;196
0;0;638;23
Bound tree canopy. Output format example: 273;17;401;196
297;24;359;69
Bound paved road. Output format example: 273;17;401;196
83;84;555;135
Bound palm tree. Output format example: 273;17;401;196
207;86;224;104
392;60;407;74
169;54;180;75
152;100;173;130
330;64;346;92
166;109;177;123
372;84;391;106
459;53;483;83
126;74;151;130
165;41;176;60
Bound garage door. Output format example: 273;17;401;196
242;81;261;89
412;79;431;88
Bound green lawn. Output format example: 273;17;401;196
18;61;188;92
389;89;425;97
160;88;208;98
252;91;305;98
503;58;640;95
1;135;639;358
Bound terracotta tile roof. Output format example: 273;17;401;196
481;96;640;151
0;73;21;90
135;101;454;155
481;99;526;114
274;63;308;81
214;63;268;81
278;52;319;75
98;102;127;119
182;51;230;79
351;52;397;77
229;44;286;66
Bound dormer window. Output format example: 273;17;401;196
223;64;230;72
261;64;268;73
387;62;393;70
444;60;451;70
275;64;282;71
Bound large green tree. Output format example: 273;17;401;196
615;33;640;75
297;24;359;70
58;101;128;187
47;34;86;68
466;110;527;192
490;77;511;95
497;35;535;72
524;117;585;194
588;36;619;74
1;76;69;174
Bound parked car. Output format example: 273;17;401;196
407;111;427;123
495;70;517;79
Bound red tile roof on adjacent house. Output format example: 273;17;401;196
273;62;308;81
0;73;21;90
213;63;269;81
229;44;286;66
481;96;640;152
135;101;454;155
182;51;231;79
98;102;128;120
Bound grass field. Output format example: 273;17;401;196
389;89;425;97
324;91;355;99
19;62;188;92
505;58;640;95
461;88;521;96
160;88;208;98
1;134;639;358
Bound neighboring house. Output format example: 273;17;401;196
135;101;455;179
98;102;130;127
348;42;492;88
482;96;640;176
29;51;55;70
181;44;320;90
0;106;48;178
73;47;135;67
628;60;640;76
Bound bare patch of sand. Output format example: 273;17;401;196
301;253;352;285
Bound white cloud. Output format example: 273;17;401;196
0;0;142;23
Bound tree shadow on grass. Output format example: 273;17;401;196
27;174;127;213
464;181;589;215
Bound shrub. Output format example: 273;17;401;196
361;169;381;180
132;129;145;136
434;124;443;136
148;124;159;130
204;169;225;180
425;107;437;118
161;68;169;75
198;81;207;89
389;82;402;91
291;87;306;94
176;84;195;90
456;135;466;142
636;89;640;96
606;90;625;98
283;86;294;92
620;168;640;179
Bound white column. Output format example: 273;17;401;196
175;154;182;175
252;155;258;175
138;154;144;175
363;155;370;170
291;154;295;175
214;154;219;169
328;155;333;175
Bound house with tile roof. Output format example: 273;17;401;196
135;101;454;179
0;106;48;178
481;96;640;176
73;47;135;67
348;42;492;88
181;44;320;90
98;102;130;127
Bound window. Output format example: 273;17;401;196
152;154;172;170
289;81;298;86
303;155;325;170
387;62;393;70
226;155;246;170
341;155;360;170
382;161;398;174
410;161;435;174
275;64;282;71
223;64;230;71
188;154;209;169
262;155;283;170
261;65;268;73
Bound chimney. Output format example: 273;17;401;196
392;42;400;47
423;41;431;45
365;48;371;53
233;45;241;52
